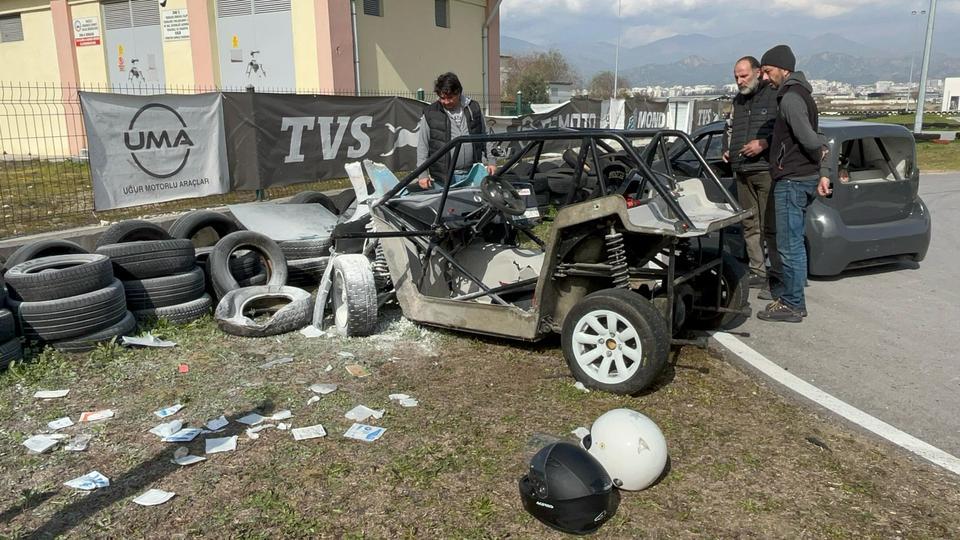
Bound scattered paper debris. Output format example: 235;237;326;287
277;423;290;430
79;409;114;422
178;364;189;374
174;447;189;459
48;417;74;431
306;396;320;406
269;410;292;421
153;404;184;418
34;389;69;399
292;424;327;440
299;326;326;338
162;428;202;443
64;471;110;490
149;420;184;439
171;447;206;466
309;383;338;395
133;488;175;506
23;434;62;454
338;351;355;359
206;415;228;431
345;405;385;422
205;436;238;454
344;423;386;442
122;333;176;348
246;424;275;440
325;364;333;372
345;364;370;378
259;356;294;370
236;413;265;426
573;382;590;393
65;434;92;452
571;427;591;440
388;393;419;407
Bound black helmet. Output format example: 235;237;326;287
518;442;619;535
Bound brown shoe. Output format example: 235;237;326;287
758;299;803;323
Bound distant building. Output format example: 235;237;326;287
547;81;574;104
943;77;960;112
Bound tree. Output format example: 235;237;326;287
589;71;632;99
503;49;580;99
514;73;548;106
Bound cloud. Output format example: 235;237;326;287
502;0;904;20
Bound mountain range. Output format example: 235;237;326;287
501;32;960;86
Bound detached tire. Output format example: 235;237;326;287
209;231;287;299
330;254;377;337
5;254;114;302
0;337;23;369
2;239;89;274
14;280;128;342
122;266;206;310
96;239;196;280
132;294;212;324
561;288;669;395
168;210;241;245
50;311;137;353
215;286;311;337
279;238;332;261
287;256;328;287
96;219;171;247
286;191;339;215
0;309;16;342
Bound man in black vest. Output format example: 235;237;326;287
722;55;779;299
415;72;496;190
757;45;833;323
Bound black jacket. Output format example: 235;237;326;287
769;71;831;181
423;99;485;181
723;80;778;172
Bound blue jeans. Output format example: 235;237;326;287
772;176;818;310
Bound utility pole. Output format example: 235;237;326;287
914;0;937;133
612;0;621;99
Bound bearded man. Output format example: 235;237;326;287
723;55;780;299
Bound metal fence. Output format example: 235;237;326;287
0;82;503;239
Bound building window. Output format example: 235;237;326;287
363;0;382;17
435;0;448;28
0;14;24;43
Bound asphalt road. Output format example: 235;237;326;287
726;172;960;457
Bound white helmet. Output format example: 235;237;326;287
582;408;668;491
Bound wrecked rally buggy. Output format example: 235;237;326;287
315;128;752;395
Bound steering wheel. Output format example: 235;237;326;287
480;175;526;216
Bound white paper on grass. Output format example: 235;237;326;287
571;427;591;440
343;423;386;442
205;436;238;454
291;424;327;440
163;428;202;443
34;389;69;399
277;423;290;430
23;434;61;454
65;434;92;452
573;381;591;393
153;404;184;418
149;420;184;439
338;351;355;358
269;410;292;421
325;364;333;372
258;357;293;369
65;471;110;490
245;424;275;440
345;405;385;422
388;394;419;407
79;409;115;422
236;413;265;426
133;489;175;506
309;383;337;395
48;417;74;430
206;415;229;431
122;334;176;348
306;396;320;406
171;454;206;466
299;326;326;338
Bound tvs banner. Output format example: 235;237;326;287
692;99;730;130
222;94;425;190
81;92;229;210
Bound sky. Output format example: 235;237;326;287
499;0;960;54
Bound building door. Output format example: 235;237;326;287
103;0;166;93
215;0;295;90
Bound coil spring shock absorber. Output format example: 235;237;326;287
605;226;629;289
372;241;392;289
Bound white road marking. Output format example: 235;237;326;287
713;331;960;477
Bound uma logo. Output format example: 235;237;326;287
124;103;194;178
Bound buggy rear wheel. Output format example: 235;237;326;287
561;288;669;395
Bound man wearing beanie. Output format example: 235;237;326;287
757;44;834;323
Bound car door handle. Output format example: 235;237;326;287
853;184;860;190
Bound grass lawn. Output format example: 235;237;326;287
917;141;960;172
856;113;960;128
1;310;959;538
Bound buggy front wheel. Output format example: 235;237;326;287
561;289;669;395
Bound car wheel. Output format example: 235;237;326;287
561;288;669;395
331;254;377;337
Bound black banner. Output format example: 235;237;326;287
625;99;669;130
223;93;425;189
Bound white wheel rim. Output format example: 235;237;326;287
571;309;644;384
333;269;348;330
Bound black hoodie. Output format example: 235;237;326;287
769;71;833;180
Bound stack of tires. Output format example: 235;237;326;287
94;220;211;324
5;253;135;353
281;191;344;288
0;276;23;366
166;210;266;294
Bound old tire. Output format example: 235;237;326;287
96;239;196;280
687;250;749;330
168;210;242;245
13;280;128;342
132;293;212;324
122;266;206;310
330;254;377;337
50;311;137;353
287;256;329;287
286;191;340;215
278;238;333;261
561;288;669;395
0;309;16;342
215;286;311;337
5;254;114;302
0;337;23;369
96;219;171;247
209;231;287;299
2;239;89;274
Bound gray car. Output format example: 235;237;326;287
687;120;931;276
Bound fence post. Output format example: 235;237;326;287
247;85;265;202
417;88;425;101
516;90;523;116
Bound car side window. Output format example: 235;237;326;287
838;137;914;183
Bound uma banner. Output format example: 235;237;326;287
81;92;229;210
